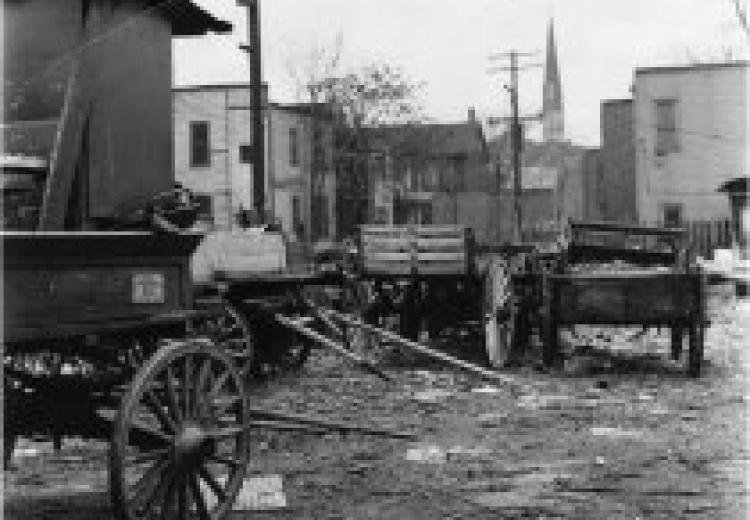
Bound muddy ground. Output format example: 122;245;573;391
4;282;748;519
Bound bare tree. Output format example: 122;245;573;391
285;36;425;126
731;0;750;39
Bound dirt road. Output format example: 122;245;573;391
4;283;748;519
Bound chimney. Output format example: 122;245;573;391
468;107;476;125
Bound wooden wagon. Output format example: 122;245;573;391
540;221;707;376
2;228;413;520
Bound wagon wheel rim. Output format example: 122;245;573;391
110;340;249;520
193;303;255;381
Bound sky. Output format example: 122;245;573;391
174;0;749;146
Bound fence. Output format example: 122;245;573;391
686;219;733;260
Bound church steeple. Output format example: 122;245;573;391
542;18;564;142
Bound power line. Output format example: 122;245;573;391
487;49;543;242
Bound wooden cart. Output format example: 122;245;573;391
540;221;707;376
351;225;484;349
2;230;409;520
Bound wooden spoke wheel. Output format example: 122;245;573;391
110;340;249;520
192;303;255;380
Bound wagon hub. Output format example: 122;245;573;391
172;423;209;465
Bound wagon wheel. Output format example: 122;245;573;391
192;302;255;380
110;340;249;520
482;257;515;367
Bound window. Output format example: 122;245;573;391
662;203;683;228
654;99;678;156
289;128;299;167
239;144;252;164
190;121;210;167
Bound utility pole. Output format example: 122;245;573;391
488;50;541;243
239;0;264;224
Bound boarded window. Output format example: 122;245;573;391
289;128;299;166
239;144;252;164
655;99;678;156
190;121;210;167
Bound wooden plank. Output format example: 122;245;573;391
416;237;466;248
321;308;513;384
570;220;686;237
414;225;467;235
361;236;410;248
38;60;90;230
366;251;411;262
416;252;466;262
363;262;412;275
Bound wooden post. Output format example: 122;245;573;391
670;325;683;361
542;277;559;368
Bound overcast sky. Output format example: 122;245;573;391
174;0;749;146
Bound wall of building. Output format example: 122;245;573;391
581;148;603;221
173;86;264;231
634;63;748;225
173;88;337;243
600;99;636;223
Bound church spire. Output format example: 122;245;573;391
542;18;564;142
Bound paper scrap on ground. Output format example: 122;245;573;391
235;475;287;510
590;426;644;439
406;445;446;464
471;385;502;394
203;474;287;510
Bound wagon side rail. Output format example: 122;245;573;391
566;220;689;269
357;225;474;278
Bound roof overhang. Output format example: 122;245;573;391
156;0;232;36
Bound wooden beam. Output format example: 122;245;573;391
320;308;513;384
248;407;416;440
38;60;90;230
273;313;394;382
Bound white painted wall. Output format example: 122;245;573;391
173;86;264;231
634;64;748;225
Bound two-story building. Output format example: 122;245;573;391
360;109;491;231
633;62;749;227
173;84;338;244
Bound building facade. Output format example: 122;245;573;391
633;62;749;226
173;85;338;244
360;111;492;238
600;99;636;223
